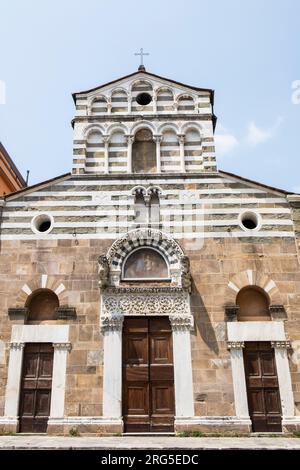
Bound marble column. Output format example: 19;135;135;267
178;134;186;172
227;341;250;419
154;135;162;173
126;135;134;174
101;315;124;418
103;136;109;174
170;315;194;418
272;341;295;418
50;342;72;418
4;342;25;419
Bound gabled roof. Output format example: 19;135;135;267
0;142;27;188
72;68;214;105
4;172;71;200
219;169;292;196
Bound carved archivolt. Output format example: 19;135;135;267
99;229;191;290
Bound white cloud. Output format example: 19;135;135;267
215;133;239;156
246;117;284;146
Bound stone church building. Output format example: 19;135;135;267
0;66;300;435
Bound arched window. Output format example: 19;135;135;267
177;95;194;112
156;88;174;112
132;129;156;174
91;96;107;115
123;248;169;280
26;289;59;323
184;128;202;171
236;286;271;321
134;190;148;224
161;129;180;172
111;90;127;113
108;130;127;173
86;130;104;172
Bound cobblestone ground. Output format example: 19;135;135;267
0;436;300;449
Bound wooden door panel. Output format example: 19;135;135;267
244;342;282;432
19;343;53;433
123;317;175;433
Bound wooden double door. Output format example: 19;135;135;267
19;343;54;433
244;342;282;432
122;317;175;432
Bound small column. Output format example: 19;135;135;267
170;315;194;418
50;342;72;418
178;135;186;172
103;136;109;174
4;342;25;418
101;315;124;418
227;341;250;419
128;94;132;113
153;94;157;113
126;135;134;174
272;341;295;417
154;135;162;174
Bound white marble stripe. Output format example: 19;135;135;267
1;219;293;229
0;231;295;241
53;178;232;186
3;207;291;217
6;197;288;207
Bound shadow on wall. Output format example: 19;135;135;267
190;279;219;355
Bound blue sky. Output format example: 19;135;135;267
0;0;299;191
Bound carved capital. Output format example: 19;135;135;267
126;134;134;145
269;304;287;320
271;340;291;349
53;342;72;352
153;135;162;144
227;341;245;350
177;134;185;144
56;307;76;320
225;305;239;322
100;315;124;333
10;342;25;351
170;315;194;331
8;307;28;322
98;254;109;289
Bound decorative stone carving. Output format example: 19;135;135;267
180;255;191;292
169;315;194;331
269;304;287;320
53;342;72;352
102;290;190;316
56;307;77;320
10;342;25;350
98;255;109;288
227;341;245;350
271;341;292;349
100;315;124;333
224;304;239;322
8;307;28;322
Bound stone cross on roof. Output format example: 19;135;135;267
134;48;149;71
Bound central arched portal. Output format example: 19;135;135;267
101;229;195;433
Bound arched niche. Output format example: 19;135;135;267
236;286;271;321
132;129;156;174
111;89;128;113
25;288;59;323
122;247;169;280
91;96;107;115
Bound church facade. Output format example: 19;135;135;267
0;67;300;435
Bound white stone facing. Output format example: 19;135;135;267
229;346;250;419
172;327;195;418
274;347;295;417
102;326;123;419
227;321;286;342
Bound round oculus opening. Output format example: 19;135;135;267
31;213;54;234
240;212;259;230
136;92;152;106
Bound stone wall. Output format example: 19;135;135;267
0;231;300;433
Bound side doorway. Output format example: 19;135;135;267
18;343;54;433
244;342;282;432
